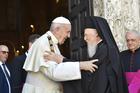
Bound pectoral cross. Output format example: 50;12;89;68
47;35;55;52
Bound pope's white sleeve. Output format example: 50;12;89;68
40;61;81;81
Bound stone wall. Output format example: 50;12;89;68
93;0;140;51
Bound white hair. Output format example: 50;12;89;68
50;17;71;32
126;30;140;38
50;23;71;32
0;45;8;51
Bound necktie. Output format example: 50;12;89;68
2;64;10;80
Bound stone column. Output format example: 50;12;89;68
93;0;140;51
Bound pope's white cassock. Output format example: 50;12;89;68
22;31;81;93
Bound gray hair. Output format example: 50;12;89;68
0;45;8;50
126;30;140;38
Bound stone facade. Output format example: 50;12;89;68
93;0;140;51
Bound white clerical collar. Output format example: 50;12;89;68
97;39;102;44
47;31;59;44
0;61;5;65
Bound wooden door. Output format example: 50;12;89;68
68;0;93;60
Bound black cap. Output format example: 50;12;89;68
84;16;103;39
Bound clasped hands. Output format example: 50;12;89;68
43;51;98;72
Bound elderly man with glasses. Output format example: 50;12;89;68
0;44;11;93
121;31;140;93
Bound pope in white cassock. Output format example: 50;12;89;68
22;17;98;93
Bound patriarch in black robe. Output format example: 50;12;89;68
62;16;128;93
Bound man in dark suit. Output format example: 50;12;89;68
0;45;11;93
10;34;40;93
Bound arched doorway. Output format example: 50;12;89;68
0;0;93;60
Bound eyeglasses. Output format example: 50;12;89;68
0;51;9;54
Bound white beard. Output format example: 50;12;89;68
87;43;97;58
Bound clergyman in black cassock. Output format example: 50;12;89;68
120;31;140;72
121;47;140;72
62;16;128;93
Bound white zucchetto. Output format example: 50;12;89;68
52;16;71;24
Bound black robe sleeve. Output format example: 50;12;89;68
62;58;83;93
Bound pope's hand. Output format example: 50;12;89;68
80;59;98;72
43;51;64;64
